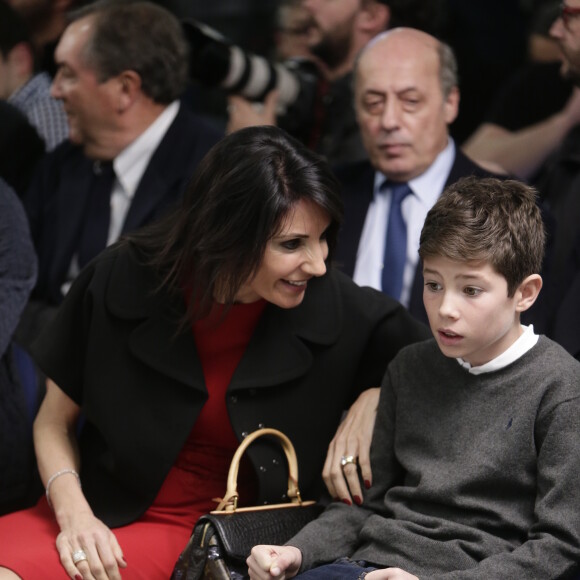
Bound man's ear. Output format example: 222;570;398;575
357;1;390;36
115;70;141;113
444;86;460;125
515;274;543;313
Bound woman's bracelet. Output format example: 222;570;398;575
45;468;81;508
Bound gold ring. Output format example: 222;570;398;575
340;455;356;468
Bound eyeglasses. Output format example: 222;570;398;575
561;3;580;27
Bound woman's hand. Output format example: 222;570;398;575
56;511;127;580
34;380;126;579
247;545;302;580
323;388;380;504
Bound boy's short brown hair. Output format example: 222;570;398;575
419;177;545;296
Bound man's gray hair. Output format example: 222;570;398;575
68;0;188;104
437;41;458;98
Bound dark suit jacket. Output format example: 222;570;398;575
0;183;37;514
524;125;580;360
334;148;499;324
525;229;580;361
23;104;222;306
0;101;45;197
30;241;430;528
551;268;580;361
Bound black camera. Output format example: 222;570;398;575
181;19;318;115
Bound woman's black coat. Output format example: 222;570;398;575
31;242;429;527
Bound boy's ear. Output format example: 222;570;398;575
515;274;542;313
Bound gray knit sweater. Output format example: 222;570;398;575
292;337;580;579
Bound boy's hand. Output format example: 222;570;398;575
367;568;419;580
247;545;302;579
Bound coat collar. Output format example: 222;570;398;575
104;243;343;393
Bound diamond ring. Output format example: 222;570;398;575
72;549;88;565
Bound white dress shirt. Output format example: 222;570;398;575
108;100;180;244
62;101;180;295
353;138;455;307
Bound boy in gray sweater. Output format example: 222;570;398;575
248;177;580;580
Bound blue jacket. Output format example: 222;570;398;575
0;180;37;512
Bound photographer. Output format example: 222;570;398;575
186;0;444;166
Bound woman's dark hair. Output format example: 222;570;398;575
128;125;344;324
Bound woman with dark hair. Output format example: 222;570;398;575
0;126;428;580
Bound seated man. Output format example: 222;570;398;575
224;0;444;166
248;177;580;579
334;28;502;325
0;1;69;150
18;1;222;347
462;1;579;181
521;2;580;361
3;0;78;77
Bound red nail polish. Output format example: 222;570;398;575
75;575;83;580
342;498;352;506
353;495;362;505
364;480;371;489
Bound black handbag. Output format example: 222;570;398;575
171;428;322;580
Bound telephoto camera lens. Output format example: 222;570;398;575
182;19;304;113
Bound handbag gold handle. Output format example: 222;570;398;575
214;428;304;512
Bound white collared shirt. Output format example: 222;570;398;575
457;324;540;375
353;138;455;307
62;101;180;296
108;100;180;244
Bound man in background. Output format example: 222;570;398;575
227;0;443;165
0;1;68;150
18;1;222;348
521;0;580;360
334;28;501;323
3;0;80;77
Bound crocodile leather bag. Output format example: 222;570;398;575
171;428;322;580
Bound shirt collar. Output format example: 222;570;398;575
113;100;180;199
456;324;539;375
373;137;455;207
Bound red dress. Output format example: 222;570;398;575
0;300;265;579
